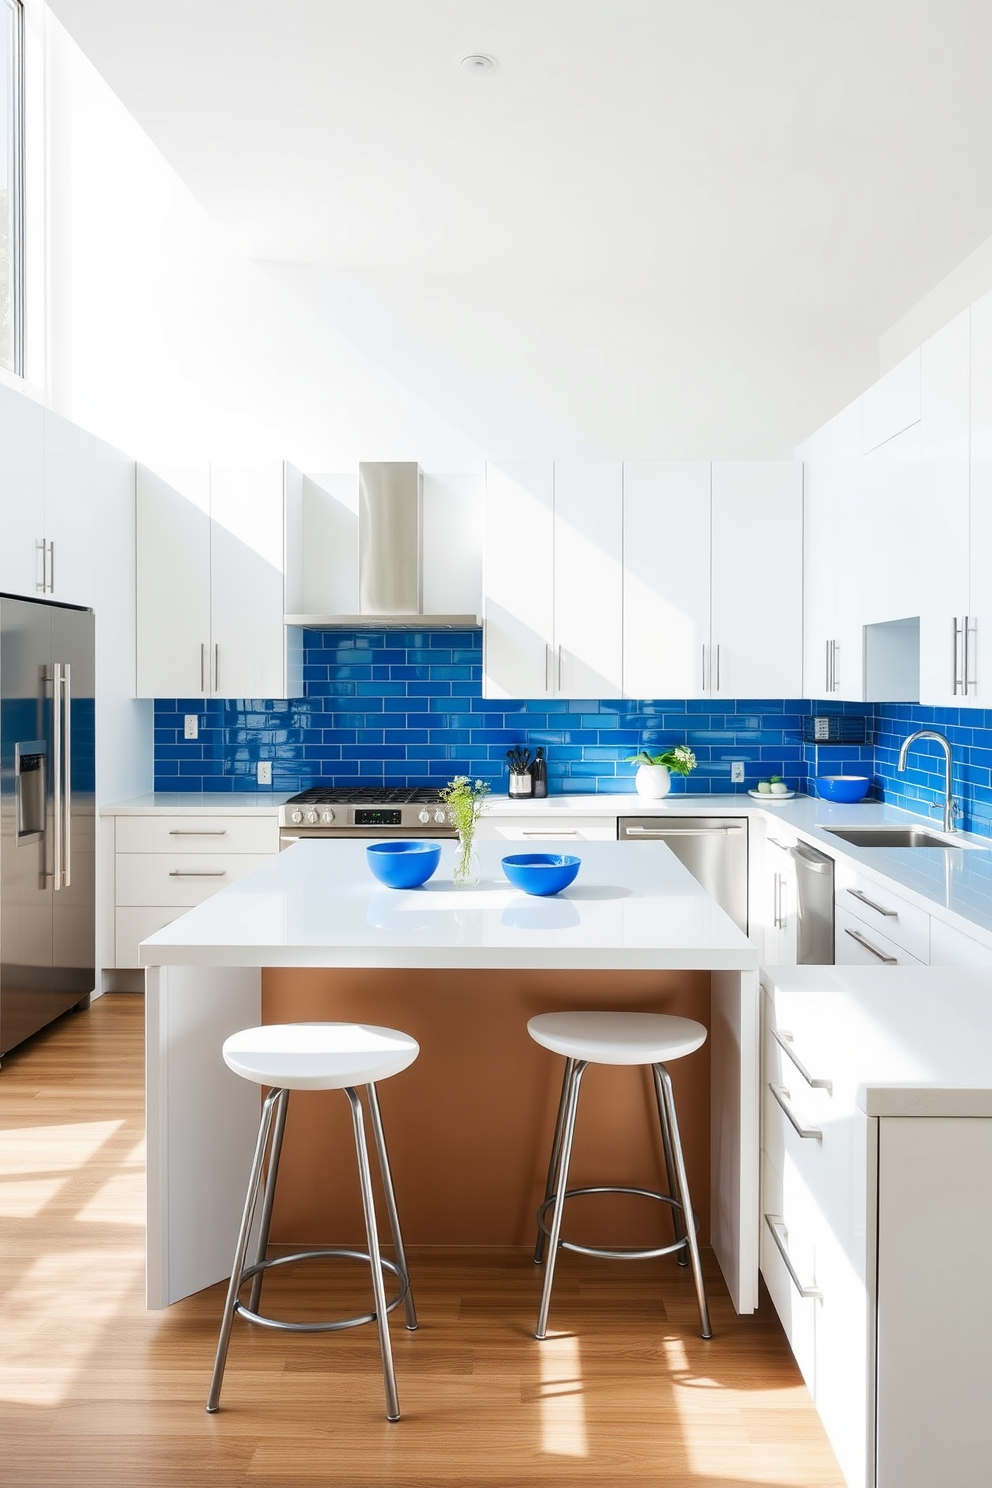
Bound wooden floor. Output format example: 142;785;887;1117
0;994;845;1488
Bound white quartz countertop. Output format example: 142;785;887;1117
139;837;758;971
107;789;992;943
762;964;992;1116
102;792;290;815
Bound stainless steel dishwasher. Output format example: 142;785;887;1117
618;817;748;933
790;841;835;964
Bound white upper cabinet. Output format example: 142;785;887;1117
136;462;302;700
861;348;921;454
483;462;621;699
43;410;95;607
801;403;865;701
800;419;839;698
710;463;803;698
553;462;623;698
0;391;97;605
623;463;710;699
0;386;45;597
967;290;992;708
919;311;971;706
483;463;555;699
860;421;922;626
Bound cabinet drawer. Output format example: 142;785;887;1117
835;903;925;967
760;1153;817;1391
929;916;992;967
476;816;617;841
116;906;181;967
834;862;930;960
115;814;279;854
115;853;272;907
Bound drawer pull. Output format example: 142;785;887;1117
623;825;745;836
168;830;228;837
168;870;227;878
764;1214;822;1299
844;926;897;964
771;1029;832;1093
769;1082;822;1140
847;887;896;918
521;829;580;836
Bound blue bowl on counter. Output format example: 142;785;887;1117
814;775;870;803
501;852;580;896
366;840;441;889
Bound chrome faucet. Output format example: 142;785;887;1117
896;729;961;834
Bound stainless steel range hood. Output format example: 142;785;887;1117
285;462;480;629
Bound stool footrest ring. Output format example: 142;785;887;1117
537;1185;700;1263
233;1248;409;1333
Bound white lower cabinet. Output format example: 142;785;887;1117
763;831;798;964
762;979;992;1488
929;915;992;966
112;812;279;966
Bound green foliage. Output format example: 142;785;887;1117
624;746;697;777
439;775;491;837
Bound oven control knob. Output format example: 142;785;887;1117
434;809;446;824
418;809;431;824
321;809;335;824
305;809;319;825
290;809;303;824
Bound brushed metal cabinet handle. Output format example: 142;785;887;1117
168;870;227;878
168;829;227;837
61;664;71;887
701;643;707;693
769;1082;822;1140
771;1028;833;1092
846;887;897;918
48;541;54;593
545;643;553;694
953;616;963;695
200;643;206;694
521;829;580;836
214;643;219;693
764;1214;822;1299
52;664;63;890
844;926;897;964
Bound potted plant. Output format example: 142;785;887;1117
624;746;696;800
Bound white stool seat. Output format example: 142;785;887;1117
222;1022;419;1090
527;1011;707;1066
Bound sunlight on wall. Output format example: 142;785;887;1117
538;1333;589;1457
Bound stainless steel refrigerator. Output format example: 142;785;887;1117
1;595;95;1057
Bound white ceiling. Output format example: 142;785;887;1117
46;0;992;457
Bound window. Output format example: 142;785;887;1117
0;0;22;375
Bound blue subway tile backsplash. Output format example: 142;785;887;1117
151;630;992;839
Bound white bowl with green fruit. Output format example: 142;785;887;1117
747;775;795;800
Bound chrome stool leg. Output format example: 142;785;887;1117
207;1087;282;1412
534;1057;575;1265
366;1081;418;1332
248;1087;290;1314
346;1087;401;1422
655;1062;712;1339
652;1064;688;1268
535;1060;587;1340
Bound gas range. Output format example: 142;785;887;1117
278;787;457;840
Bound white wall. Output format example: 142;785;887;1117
880;230;992;374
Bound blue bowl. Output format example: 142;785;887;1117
366;840;441;889
501;853;580;896
814;775;870;803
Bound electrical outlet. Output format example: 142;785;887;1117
730;760;745;784
184;714;198;740
257;761;272;785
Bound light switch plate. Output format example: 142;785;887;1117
257;761;272;785
184;714;198;740
730;760;745;783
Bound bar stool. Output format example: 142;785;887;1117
206;1021;419;1422
528;1010;712;1341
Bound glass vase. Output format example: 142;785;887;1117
453;830;480;888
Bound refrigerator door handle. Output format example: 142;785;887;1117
61;664;71;888
52;663;63;890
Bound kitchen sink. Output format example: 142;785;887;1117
824;826;978;850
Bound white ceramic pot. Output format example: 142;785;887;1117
634;764;671;799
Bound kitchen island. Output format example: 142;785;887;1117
140;838;759;1311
